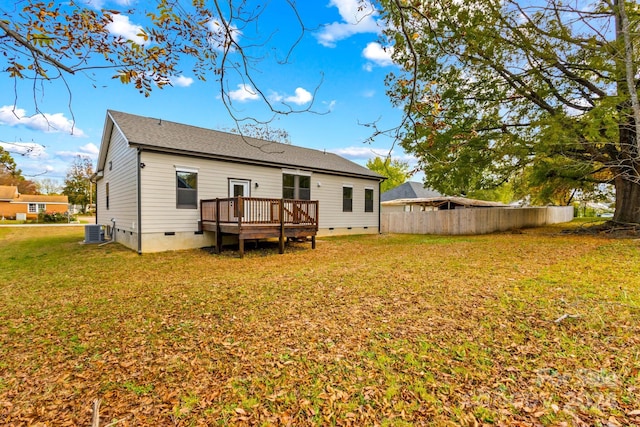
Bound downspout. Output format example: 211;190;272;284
137;148;142;254
378;179;382;234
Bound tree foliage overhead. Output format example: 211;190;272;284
0;1;310;118
379;0;640;222
230;123;292;144
366;156;410;192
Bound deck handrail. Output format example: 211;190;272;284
200;197;318;228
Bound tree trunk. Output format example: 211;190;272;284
614;175;640;223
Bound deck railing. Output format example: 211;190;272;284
200;197;318;228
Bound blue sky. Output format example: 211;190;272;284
0;0;418;186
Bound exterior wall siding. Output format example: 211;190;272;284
312;173;379;230
96;126;139;251
135;152;380;252
139;151;380;233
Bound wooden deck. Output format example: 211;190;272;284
200;197;318;257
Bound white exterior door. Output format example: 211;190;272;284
229;179;250;198
229;179;251;219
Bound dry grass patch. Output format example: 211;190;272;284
1;224;639;426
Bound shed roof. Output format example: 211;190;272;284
381;181;442;202
101;110;384;180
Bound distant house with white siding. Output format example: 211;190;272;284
94;110;384;254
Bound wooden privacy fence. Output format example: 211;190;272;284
381;206;574;235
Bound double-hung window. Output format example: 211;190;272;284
364;188;374;212
28;204;46;213
343;186;353;212
282;173;311;200
176;168;198;209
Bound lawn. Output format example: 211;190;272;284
0;224;639;426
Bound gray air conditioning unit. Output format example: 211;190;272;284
84;224;104;243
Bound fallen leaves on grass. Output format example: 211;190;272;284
0;226;639;425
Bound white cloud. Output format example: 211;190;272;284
55;151;95;160
0;106;86;136
228;84;259;102
285;88;313;105
0;141;47;159
317;0;381;47
84;0;105;8
329;146;418;165
269;87;313;106
106;14;147;45
207;19;242;51
323;100;337;112
79;143;100;157
362;42;394;68
169;75;194;87
329;146;391;160
86;0;133;8
55;142;99;161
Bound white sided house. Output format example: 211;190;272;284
94;111;384;254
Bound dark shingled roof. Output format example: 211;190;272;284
381;181;442;202
105;110;384;180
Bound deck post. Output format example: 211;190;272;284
279;199;285;254
311;235;316;249
215;198;222;254
239;238;244;258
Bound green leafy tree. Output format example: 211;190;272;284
0;146;37;194
63;156;94;213
366;156;410;193
0;146;18;177
380;0;640;222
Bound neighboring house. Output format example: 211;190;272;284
382;196;508;213
381;182;507;212
381;181;442;203
94;110;385;254
0;185;69;220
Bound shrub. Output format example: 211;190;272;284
35;212;77;224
